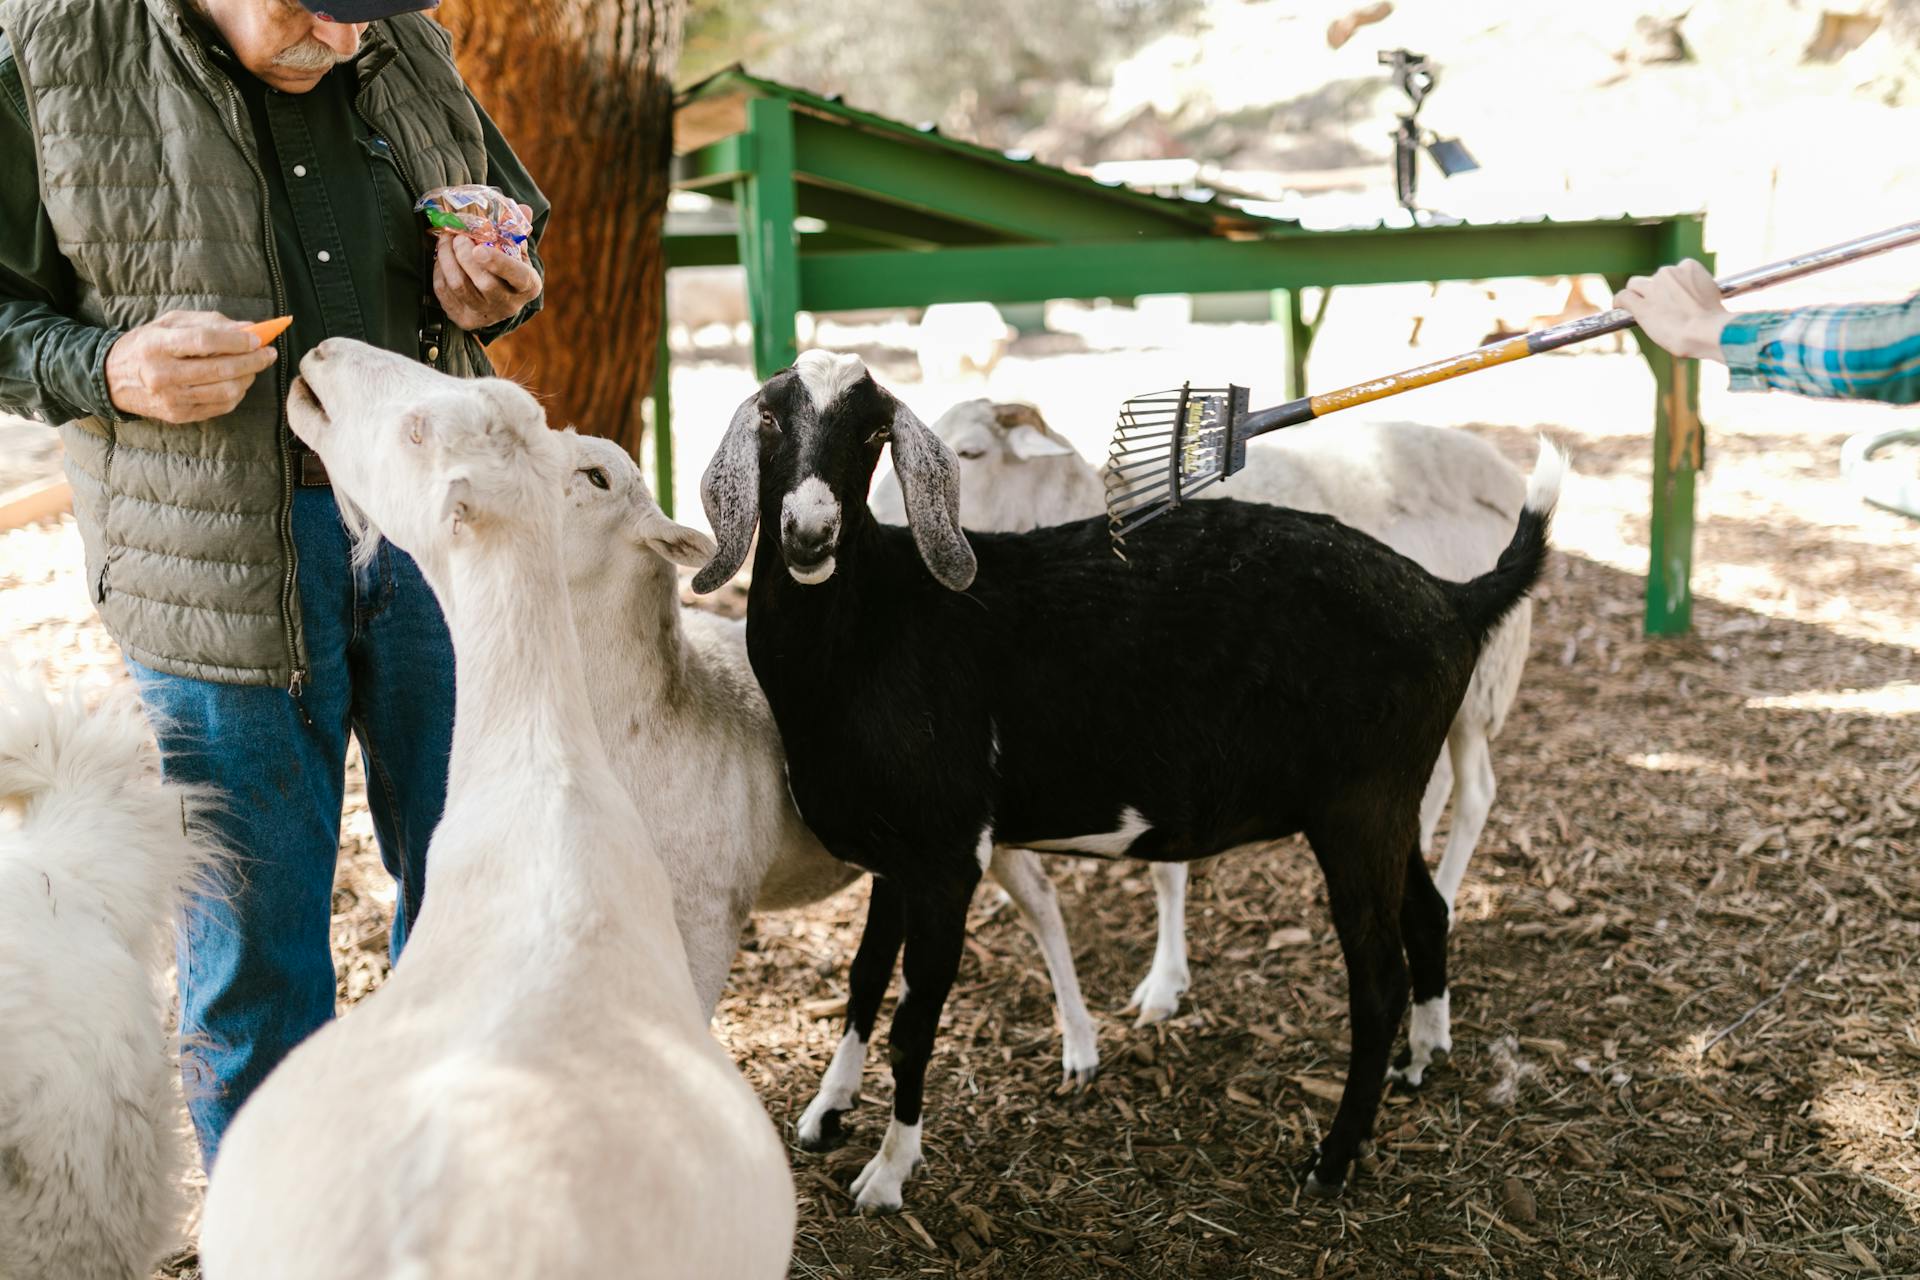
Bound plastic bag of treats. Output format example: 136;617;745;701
414;184;533;259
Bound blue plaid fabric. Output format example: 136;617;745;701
1719;294;1920;404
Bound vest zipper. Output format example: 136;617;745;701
185;41;303;699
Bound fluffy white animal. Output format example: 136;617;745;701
915;302;1016;383
0;670;213;1280
874;402;1533;1040
198;339;795;1280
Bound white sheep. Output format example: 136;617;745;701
873;402;1532;1032
197;339;795;1280
915;302;1016;384
557;433;1102;1084
0;669;213;1280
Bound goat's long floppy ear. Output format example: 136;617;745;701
887;391;977;591
692;393;762;593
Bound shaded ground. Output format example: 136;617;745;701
5;336;1917;1280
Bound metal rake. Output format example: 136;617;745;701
1105;218;1920;547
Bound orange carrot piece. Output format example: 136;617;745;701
243;315;292;346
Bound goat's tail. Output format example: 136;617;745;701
1449;438;1566;643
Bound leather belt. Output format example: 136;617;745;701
296;448;331;488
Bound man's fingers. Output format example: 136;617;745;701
482;248;540;296
1680;259;1722;305
158;323;262;358
450;235;494;293
162;347;279;389
154;309;241;330
438;238;486;310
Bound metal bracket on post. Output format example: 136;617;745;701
735;97;801;381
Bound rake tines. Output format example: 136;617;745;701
1105;384;1249;549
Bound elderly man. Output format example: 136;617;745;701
1618;260;1920;404
0;0;549;1164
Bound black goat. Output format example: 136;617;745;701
693;351;1560;1212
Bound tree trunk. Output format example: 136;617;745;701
437;0;684;457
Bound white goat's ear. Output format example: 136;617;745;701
440;476;474;534
639;511;718;569
1005;424;1075;460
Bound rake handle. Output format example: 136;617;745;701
1237;218;1920;438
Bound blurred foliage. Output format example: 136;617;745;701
682;0;1202;146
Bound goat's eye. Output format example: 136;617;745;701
408;424;423;445
955;446;986;460
865;427;892;447
758;410;779;433
583;467;610;490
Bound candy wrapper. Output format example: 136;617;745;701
414;184;532;259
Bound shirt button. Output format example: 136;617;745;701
316;250;331;263
426;346;441;362
293;164;308;178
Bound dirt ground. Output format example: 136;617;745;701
5;321;1917;1280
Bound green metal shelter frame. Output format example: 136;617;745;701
658;68;1710;635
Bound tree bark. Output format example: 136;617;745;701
438;0;684;457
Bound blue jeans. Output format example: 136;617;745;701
128;485;454;1169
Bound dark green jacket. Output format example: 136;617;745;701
0;0;548;687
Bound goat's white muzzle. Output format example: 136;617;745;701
780;476;842;585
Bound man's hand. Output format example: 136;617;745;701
433;206;541;332
105;311;279;424
1613;260;1730;363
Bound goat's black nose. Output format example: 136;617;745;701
787;526;834;563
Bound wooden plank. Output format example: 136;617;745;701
0;475;71;531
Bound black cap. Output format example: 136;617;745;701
297;0;438;22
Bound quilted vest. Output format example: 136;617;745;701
1;0;492;686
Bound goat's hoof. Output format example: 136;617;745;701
1303;1169;1347;1199
1059;1049;1100;1093
1388;1045;1451;1092
1126;970;1190;1027
849;1154;920;1214
794;1105;851;1152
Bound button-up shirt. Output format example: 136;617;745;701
1720;295;1920;405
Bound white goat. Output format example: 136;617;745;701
873;402;1532;1033
0;671;212;1280
557;433;1103;1084
915;302;1016;383
198;339;795;1280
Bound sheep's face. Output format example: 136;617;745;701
290;338;563;571
560;433;716;588
936;400;1082;521
692;351;976;595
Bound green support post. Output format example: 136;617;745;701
735;98;801;380
1276;287;1330;400
652;272;674;517
1636;223;1711;636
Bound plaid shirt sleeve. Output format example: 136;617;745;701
1718;293;1920;404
